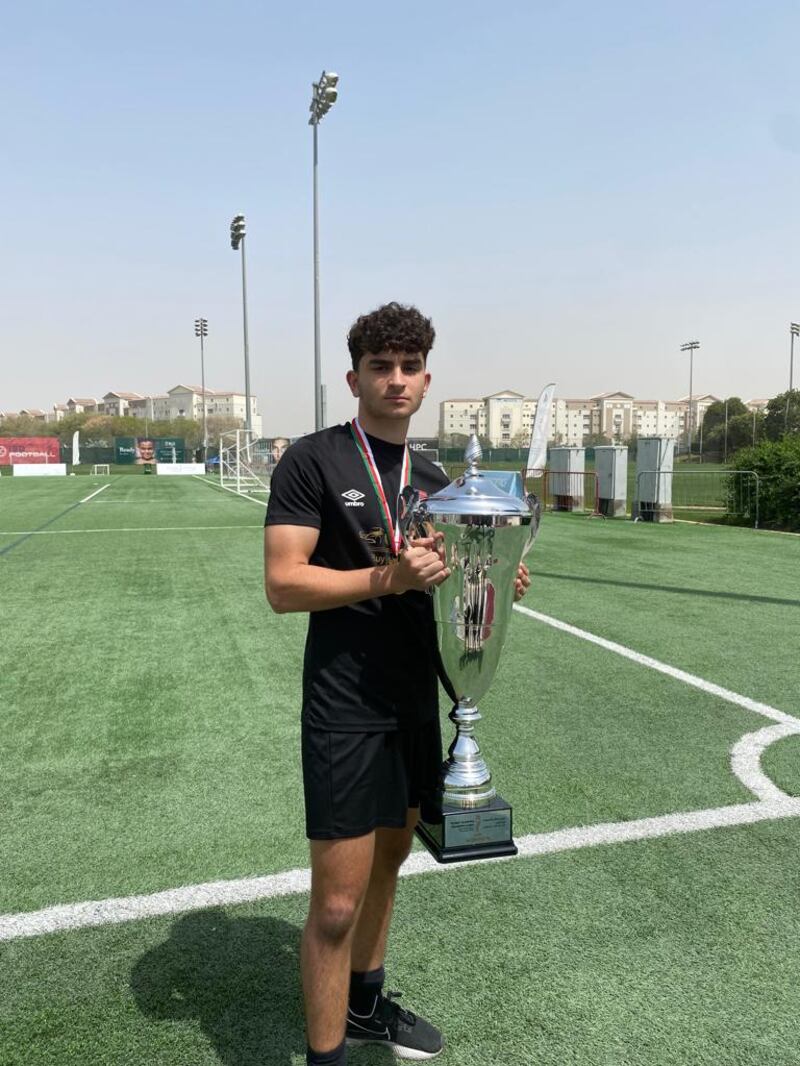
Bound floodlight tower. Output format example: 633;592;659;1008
309;70;339;432
680;341;700;454
230;214;252;433
194;317;209;459
787;322;800;432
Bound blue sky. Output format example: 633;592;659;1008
2;0;799;435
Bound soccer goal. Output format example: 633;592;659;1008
219;430;271;499
92;464;111;476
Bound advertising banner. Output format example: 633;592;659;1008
114;437;186;464
0;437;61;465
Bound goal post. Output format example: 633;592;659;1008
91;464;110;476
219;430;271;499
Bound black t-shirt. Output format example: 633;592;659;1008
265;423;450;732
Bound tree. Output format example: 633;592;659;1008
764;390;800;440
0;414;59;437
730;436;800;531
701;397;748;440
703;411;764;457
582;432;613;447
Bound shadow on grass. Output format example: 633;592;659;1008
532;570;800;609
130;907;305;1065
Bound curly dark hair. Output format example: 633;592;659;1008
347;302;436;370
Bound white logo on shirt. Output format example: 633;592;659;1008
342;489;365;507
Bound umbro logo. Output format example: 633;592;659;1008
342;489;365;507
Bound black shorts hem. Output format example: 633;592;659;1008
306;814;411;841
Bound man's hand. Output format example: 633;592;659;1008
391;536;450;594
514;561;530;602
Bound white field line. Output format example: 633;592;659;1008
192;474;268;507
730;724;800;801
513;605;800;729
3;797;800;943
0;526;262;536
79;483;111;504
3;609;799;943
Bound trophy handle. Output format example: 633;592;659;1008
523;493;542;555
397;485;422;549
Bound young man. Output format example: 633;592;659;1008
264;303;530;1065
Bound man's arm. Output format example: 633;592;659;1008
264;525;449;614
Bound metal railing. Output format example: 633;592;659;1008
633;469;760;527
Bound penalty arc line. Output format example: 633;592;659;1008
512;604;800;801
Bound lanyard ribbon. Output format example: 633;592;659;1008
349;418;411;557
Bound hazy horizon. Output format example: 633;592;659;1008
3;1;799;438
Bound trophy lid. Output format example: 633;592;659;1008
424;435;530;517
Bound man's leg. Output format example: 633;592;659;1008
302;833;376;1056
350;807;418;973
344;807;443;1059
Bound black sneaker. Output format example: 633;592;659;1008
346;990;444;1060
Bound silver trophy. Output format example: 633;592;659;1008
400;434;542;862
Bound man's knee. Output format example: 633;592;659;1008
308;893;363;944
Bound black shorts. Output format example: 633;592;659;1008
301;718;443;840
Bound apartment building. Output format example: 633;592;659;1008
53;385;262;436
440;390;722;447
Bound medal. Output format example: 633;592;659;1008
349;419;411;556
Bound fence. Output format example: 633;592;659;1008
633;469;760;527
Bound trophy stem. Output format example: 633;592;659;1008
440;700;497;808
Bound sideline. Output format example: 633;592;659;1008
513;604;800;728
0;526;262;536
0;482;113;557
79;483;111;504
4;606;800;942
192;474;268;507
3;797;800;942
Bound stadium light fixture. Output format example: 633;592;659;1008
309;70;340;432
680;341;700;455
194;318;209;460
229;214;252;433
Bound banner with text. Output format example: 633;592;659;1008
114;437;185;464
0;437;61;465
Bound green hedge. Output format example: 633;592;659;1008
730;437;800;532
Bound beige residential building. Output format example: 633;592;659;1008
54;385;261;435
65;397;98;415
440;390;721;447
99;391;144;416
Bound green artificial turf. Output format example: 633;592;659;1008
4;818;800;1065
0;480;778;913
761;734;800;798
2;475;800;1066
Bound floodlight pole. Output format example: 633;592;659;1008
723;399;728;463
195;317;209;460
230;215;252;433
680;341;700;455
309;71;339;432
787;323;799;433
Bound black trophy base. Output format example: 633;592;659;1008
415;794;518;864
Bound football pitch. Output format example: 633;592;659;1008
2;474;800;1065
